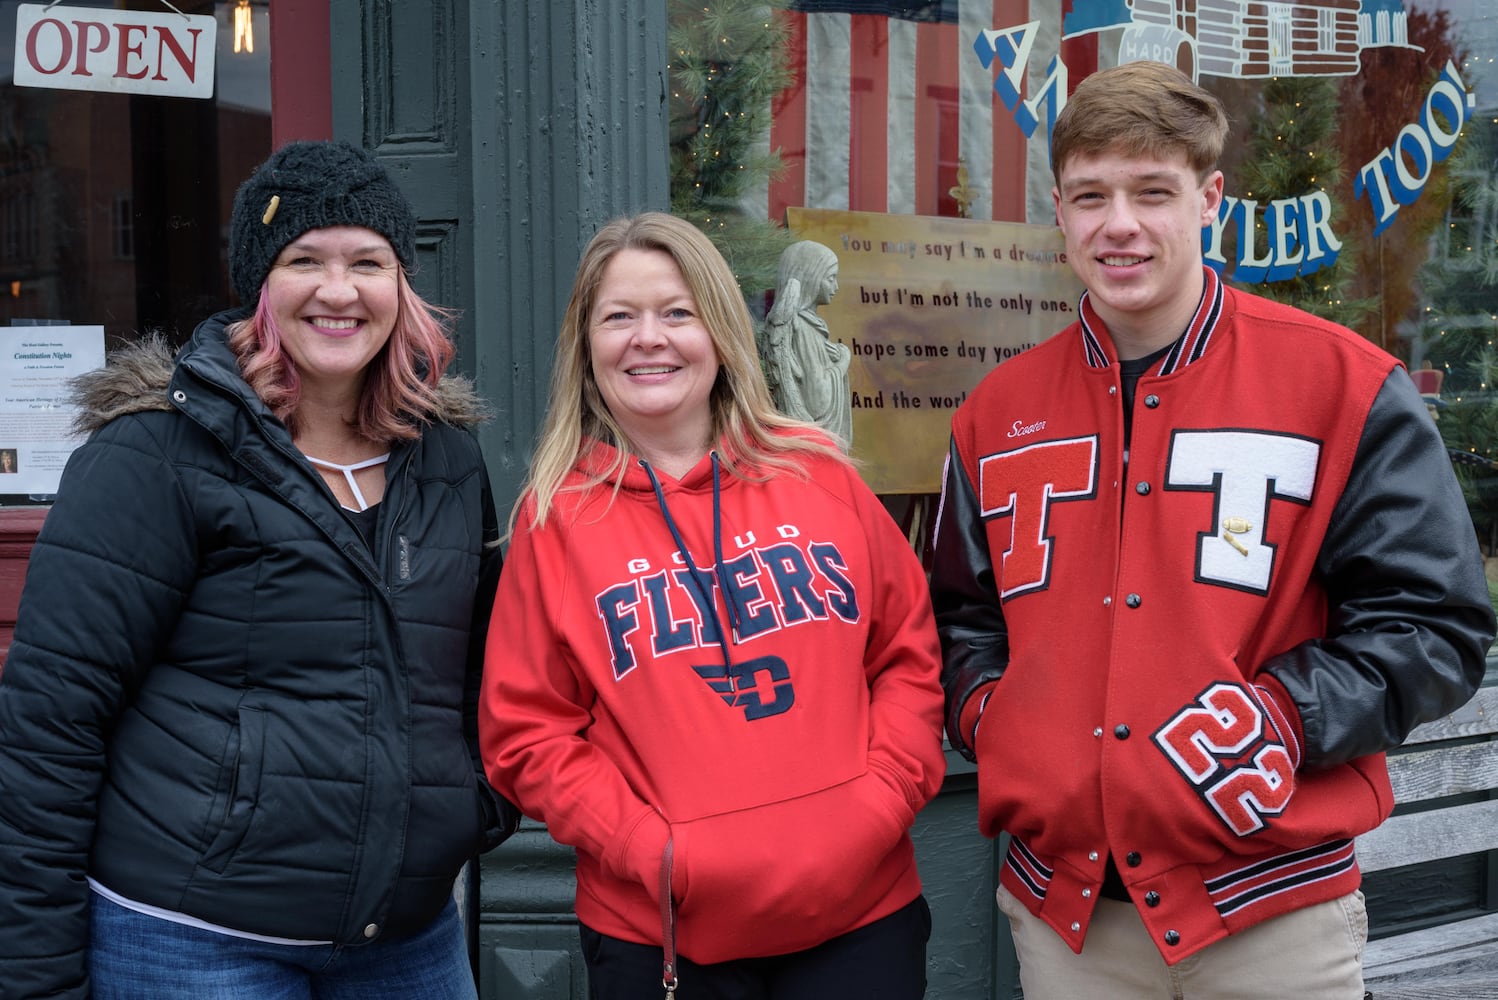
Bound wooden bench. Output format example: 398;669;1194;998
1356;683;1498;998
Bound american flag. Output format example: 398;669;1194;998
755;2;1102;227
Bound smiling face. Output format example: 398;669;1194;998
264;225;400;400
1053;147;1223;357
589;247;721;467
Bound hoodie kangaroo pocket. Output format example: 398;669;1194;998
673;770;913;961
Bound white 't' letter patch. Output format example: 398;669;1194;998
1167;431;1320;593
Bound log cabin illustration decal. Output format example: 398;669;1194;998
1061;0;1412;82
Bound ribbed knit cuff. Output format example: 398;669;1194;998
1252;676;1304;769
958;681;999;754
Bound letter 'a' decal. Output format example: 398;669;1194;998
978;436;1098;599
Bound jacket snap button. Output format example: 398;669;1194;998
1114;724;1131;740
172;389;187;403
1125;593;1142;608
1126;851;1142;867
1135;482;1150;495
1082;887;1092;898
1071;921;1081;932
1144;394;1160;408
1093;727;1103;738
1145;891;1161;907
363;923;379;939
1164;929;1180;946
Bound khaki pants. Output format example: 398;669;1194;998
996;883;1367;1000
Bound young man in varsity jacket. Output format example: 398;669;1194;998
929;60;1496;999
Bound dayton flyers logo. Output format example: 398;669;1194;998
693;655;795;721
595;532;858;680
1153;682;1297;836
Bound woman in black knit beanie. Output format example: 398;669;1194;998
0;140;518;1000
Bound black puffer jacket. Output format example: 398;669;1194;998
0;310;517;999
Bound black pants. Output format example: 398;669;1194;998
579;895;931;1000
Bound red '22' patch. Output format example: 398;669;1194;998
1153;683;1295;836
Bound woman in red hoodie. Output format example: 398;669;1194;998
480;213;946;999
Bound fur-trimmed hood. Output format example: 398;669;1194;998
69;329;490;436
69;333;176;435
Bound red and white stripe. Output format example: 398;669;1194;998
754;3;1100;226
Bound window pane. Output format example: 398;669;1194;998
668;1;1498;505
0;0;271;345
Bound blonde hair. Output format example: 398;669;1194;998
514;212;846;533
1050;61;1229;185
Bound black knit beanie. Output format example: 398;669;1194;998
227;140;417;306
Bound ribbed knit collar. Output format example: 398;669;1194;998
1077;265;1225;375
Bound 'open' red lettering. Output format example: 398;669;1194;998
22;17;202;83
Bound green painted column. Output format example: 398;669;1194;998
465;0;670;513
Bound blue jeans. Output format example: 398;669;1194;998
89;894;479;1000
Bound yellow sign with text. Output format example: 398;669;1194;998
787;207;1084;494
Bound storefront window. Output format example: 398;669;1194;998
0;0;269;500
0;0;271;344
670;0;1498;509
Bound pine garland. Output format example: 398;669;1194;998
669;0;795;300
1231;75;1376;327
1419;113;1498;537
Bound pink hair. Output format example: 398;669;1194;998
228;269;456;441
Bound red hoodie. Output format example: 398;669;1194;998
480;439;945;963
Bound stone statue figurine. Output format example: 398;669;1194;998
762;240;853;448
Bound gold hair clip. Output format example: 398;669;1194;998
262;195;280;225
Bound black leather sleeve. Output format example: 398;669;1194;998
1263;368;1497;767
929;437;1010;760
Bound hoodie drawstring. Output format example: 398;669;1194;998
642;454;737;670
709;456;744;638
642;453;743;999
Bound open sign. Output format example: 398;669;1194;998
12;3;217;100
